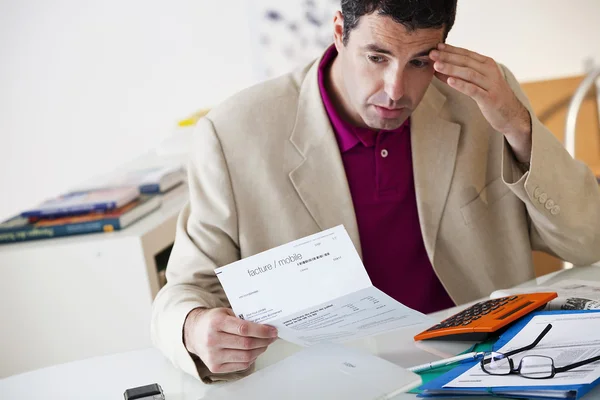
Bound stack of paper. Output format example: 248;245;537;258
420;310;600;399
491;280;600;311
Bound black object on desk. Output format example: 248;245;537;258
124;383;165;400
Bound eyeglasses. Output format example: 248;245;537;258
480;324;600;379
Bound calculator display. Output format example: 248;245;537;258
497;301;533;320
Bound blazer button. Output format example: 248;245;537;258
538;193;548;204
551;205;561;215
545;199;555;210
534;187;543;199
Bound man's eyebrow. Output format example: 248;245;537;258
363;43;394;55
413;47;438;58
362;45;438;58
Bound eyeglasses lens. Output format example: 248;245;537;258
483;352;511;375
519;356;554;379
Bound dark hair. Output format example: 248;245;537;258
341;0;458;45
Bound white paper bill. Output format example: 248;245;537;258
491;280;600;311
444;312;600;388
215;225;430;346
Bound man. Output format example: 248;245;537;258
152;0;600;383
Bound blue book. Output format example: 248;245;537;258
419;310;600;399
20;187;140;218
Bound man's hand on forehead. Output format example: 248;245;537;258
429;43;532;163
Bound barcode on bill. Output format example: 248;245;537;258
297;252;330;266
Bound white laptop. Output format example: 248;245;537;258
207;343;422;400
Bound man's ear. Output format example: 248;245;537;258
333;11;344;52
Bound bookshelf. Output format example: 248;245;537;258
0;190;188;378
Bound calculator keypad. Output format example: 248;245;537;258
414;292;558;341
427;295;520;332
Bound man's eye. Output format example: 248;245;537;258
411;59;430;68
367;55;385;64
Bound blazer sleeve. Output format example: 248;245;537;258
499;64;600;265
150;117;253;383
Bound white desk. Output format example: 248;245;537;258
2;265;600;400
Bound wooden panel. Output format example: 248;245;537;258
532;251;562;278
521;76;600;276
521;75;600;175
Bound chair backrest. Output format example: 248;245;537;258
521;75;600;175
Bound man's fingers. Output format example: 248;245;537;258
219;315;278;339
217;332;275;350
221;347;268;364
438;43;488;63
224;308;237;317
203;345;268;372
190;308;277;375
430;49;487;76
434;71;451;84
210;362;254;374
433;63;490;90
447;77;487;103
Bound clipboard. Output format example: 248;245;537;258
419;310;600;399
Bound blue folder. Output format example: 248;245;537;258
419;310;600;399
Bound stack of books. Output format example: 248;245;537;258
0;165;186;244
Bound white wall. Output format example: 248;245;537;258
0;0;256;221
1;0;599;221
449;0;600;82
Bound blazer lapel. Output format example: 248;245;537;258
288;59;362;256
411;83;461;262
288;61;461;262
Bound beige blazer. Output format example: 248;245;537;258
151;55;600;382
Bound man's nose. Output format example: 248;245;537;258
384;68;405;102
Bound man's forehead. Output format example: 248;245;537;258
355;13;444;55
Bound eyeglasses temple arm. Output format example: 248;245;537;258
555;355;600;374
503;324;553;357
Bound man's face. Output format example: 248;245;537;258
333;12;445;130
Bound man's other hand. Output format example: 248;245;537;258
429;43;532;162
183;307;278;374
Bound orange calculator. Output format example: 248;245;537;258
414;292;558;341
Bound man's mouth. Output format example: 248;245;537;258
373;105;406;119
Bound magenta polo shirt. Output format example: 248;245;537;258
318;46;454;314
